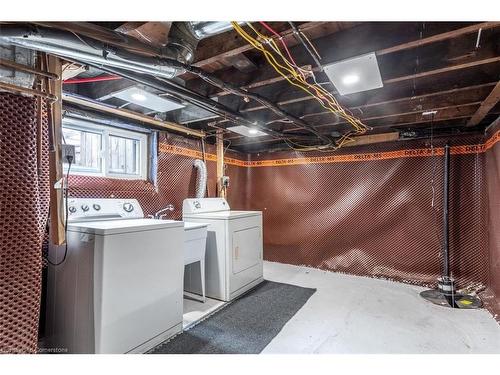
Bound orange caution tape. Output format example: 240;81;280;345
159;130;500;168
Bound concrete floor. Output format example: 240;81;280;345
262;261;500;354
182;296;225;329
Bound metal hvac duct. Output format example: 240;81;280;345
0;22;240;79
0;25;180;78
188;22;239;39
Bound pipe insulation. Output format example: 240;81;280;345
193;159;207;198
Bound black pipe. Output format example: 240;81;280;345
89;65;319;143
443;143;450;277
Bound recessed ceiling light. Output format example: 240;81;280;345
323;52;383;95
131;93;147;101
111;87;185;112
227;125;267;137
342;74;360;85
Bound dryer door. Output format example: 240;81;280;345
232;226;261;274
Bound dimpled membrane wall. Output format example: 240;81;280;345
245;135;490;290
0;93;50;353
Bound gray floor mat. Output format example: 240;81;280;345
150;280;316;354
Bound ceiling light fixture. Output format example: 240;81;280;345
131;93;147;102
227;125;267;137
342;74;360;85
110;87;185;113
323;52;383;95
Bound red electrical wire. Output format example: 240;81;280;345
258;21;301;69
63;75;122;84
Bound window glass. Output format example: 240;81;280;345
61;123;147;180
62;127;102;172
108;135;140;175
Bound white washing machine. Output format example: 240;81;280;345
45;198;184;354
183;198;263;301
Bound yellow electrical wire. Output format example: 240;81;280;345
231;22;368;150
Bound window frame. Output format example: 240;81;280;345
62;121;148;181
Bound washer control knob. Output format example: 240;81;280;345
68;206;77;213
81;204;89;212
93;204;101;211
123;202;134;213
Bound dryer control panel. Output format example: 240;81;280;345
66;198;144;222
183;198;230;214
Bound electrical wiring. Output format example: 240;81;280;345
45;157;72;266
241;22;363;130
231;21;369;151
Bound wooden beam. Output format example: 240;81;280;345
192;22;330;68
344;132;400;147
216;129;225;199
467;81;500;126
62;94;205;138
0;58;59;80
376;22;499;55
47;55;65;246
187;22;499;97
384;56;500;85
231;103;483;147
241;81;496;123
226;82;495;143
0;81;57;101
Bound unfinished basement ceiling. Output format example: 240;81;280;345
17;21;500;153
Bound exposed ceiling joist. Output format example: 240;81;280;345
467;81;500;126
221;82;496;142
342;132;400;147
187;22;499;98
230;103;488;147
376;22;499;55
384;56;500;85
191;22;334;68
62;93;205;137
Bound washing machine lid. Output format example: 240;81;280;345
184;210;261;220
68;218;183;235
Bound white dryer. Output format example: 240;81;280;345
183;198;263;301
45;198;184;354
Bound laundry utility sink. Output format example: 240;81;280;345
183;222;208;265
183;222;208;302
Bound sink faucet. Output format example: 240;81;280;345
148;204;175;219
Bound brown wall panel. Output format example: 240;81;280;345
0;94;50;353
245;136;489;289
484;121;500;320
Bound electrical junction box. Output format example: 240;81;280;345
61;144;76;163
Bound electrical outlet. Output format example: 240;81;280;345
61;144;76;163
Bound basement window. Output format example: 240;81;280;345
62;122;148;180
